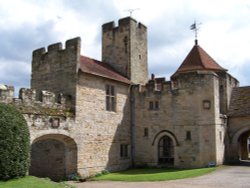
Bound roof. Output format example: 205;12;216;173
172;42;227;78
79;56;131;84
228;86;250;117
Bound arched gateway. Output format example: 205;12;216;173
158;135;174;165
238;130;250;160
29;134;77;181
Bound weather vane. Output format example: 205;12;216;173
124;8;140;17
190;20;201;44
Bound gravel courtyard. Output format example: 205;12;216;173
69;165;250;188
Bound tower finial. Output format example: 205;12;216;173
190;20;201;45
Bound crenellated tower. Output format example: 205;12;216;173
31;37;81;109
102;17;148;85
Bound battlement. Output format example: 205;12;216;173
102;17;148;84
134;71;220;96
32;37;81;62
31;37;81;102
0;85;72;116
133;78;172;95
102;17;147;33
0;85;14;103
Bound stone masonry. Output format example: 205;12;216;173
0;16;250;181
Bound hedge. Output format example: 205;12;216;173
0;103;30;180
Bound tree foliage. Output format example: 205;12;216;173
0;103;30;180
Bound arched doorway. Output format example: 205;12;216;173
158;135;174;165
238;130;250;161
29;134;77;181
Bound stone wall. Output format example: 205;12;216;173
132;71;224;168
1;16;245;179
0;80;133;177
31;37;81;110
217;72;239;114
30;139;66;181
102;17;148;85
75;72;131;176
226;116;250;162
0;86;78;179
0;86;76;141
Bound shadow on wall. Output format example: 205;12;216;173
106;95;132;172
226;117;250;164
76;72;133;175
29;134;77;182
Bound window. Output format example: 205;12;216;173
120;144;129;158
106;85;116;111
149;101;154;110
203;100;211;109
144;128;149;137
123;36;128;53
186;131;191;140
155;101;159;110
149;101;159;110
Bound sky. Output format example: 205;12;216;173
1;0;250;94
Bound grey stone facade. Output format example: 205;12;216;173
0;16;250;180
102;17;148;85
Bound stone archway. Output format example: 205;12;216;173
152;130;178;166
158;135;174;165
29;134;77;181
228;126;250;163
238;130;250;160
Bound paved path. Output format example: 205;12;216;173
69;166;250;188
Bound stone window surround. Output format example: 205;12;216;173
106;84;116;112
149;101;159;110
144;128;149;137
186;131;192;141
120;144;129;158
203;100;211;109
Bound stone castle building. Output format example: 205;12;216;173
0;17;250;181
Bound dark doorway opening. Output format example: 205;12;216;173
29;134;77;181
238;131;250;161
158;135;174;165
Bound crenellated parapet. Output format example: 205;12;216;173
102;17;147;33
31;37;81;105
102;17;148;84
133;71;221;98
32;37;81;65
0;85;73;117
0;85;14;103
132;77;173;97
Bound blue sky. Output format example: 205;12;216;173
1;0;250;94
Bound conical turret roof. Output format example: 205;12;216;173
172;41;227;78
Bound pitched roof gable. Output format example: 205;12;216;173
79;56;131;84
228;86;250;117
172;43;227;78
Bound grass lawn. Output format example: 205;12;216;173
93;167;216;182
0;176;74;188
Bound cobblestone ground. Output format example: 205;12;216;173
69;166;250;188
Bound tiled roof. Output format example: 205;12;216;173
228;87;250;117
79;56;131;84
172;43;227;78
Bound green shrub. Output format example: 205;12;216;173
0;103;30;180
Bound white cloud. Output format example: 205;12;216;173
0;0;250;89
